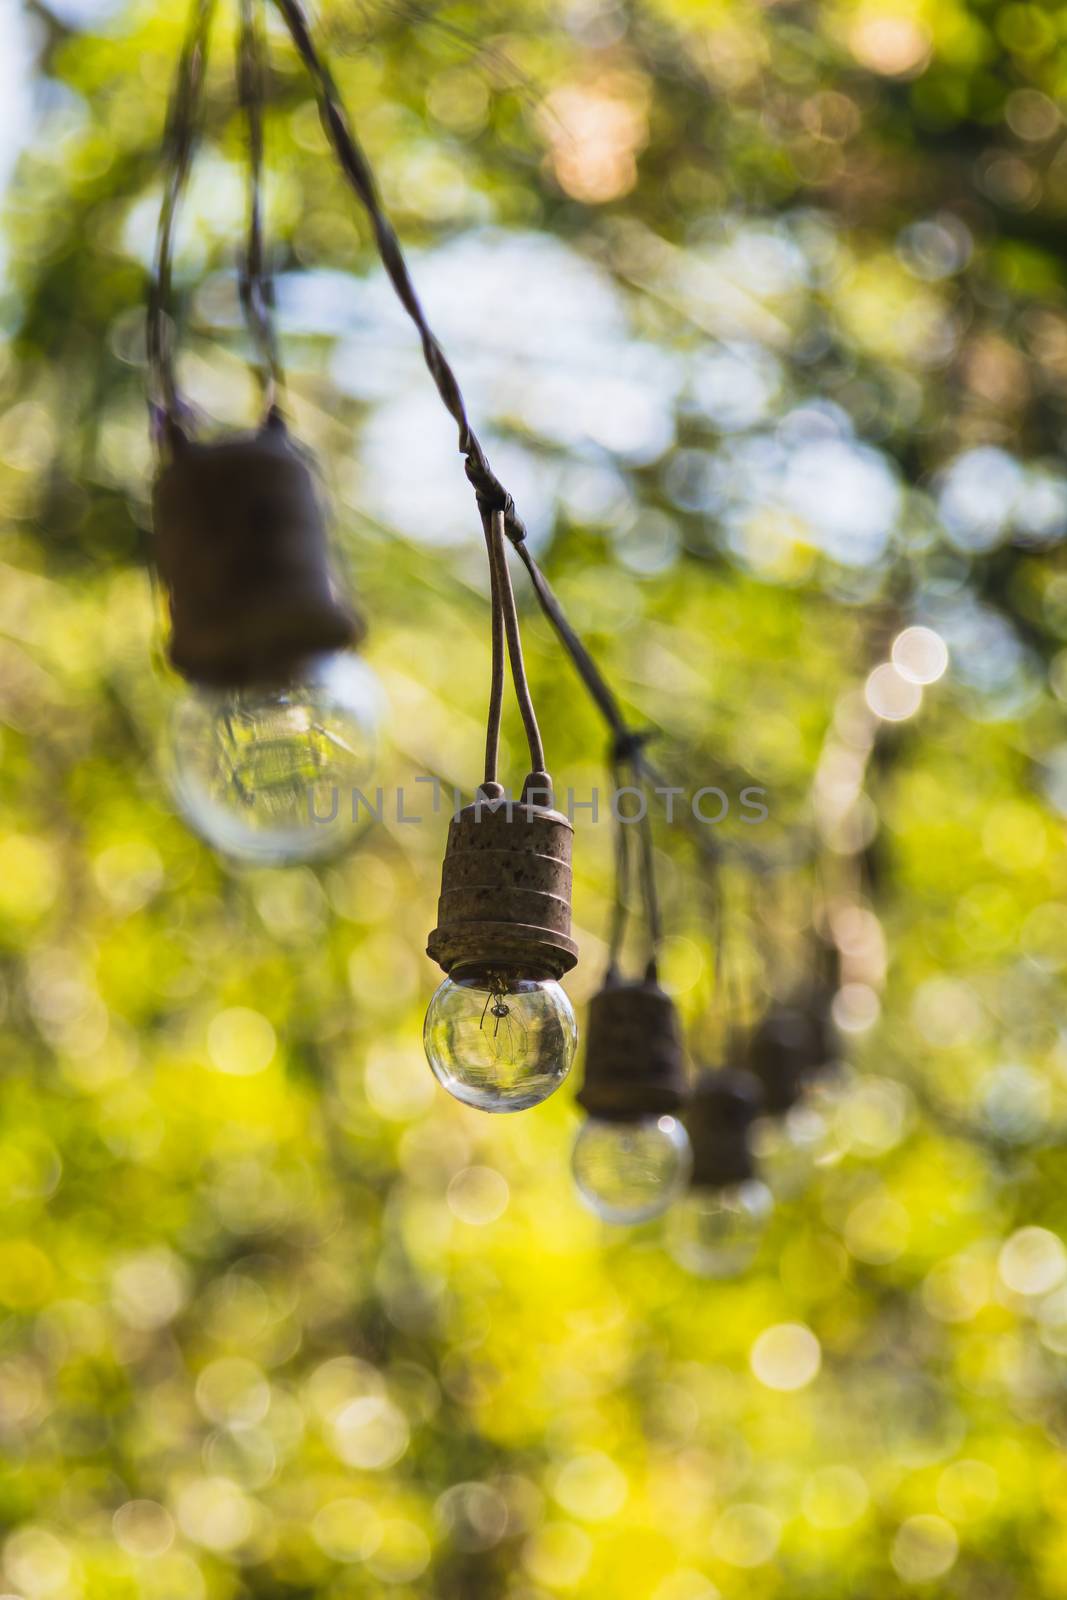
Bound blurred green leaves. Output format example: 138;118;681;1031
4;0;1067;1596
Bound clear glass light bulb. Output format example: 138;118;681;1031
750;1102;832;1201
166;653;381;864
572;1114;692;1225
423;966;577;1113
666;1179;773;1278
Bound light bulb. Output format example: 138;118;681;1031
572;1114;692;1225
666;1179;773;1278
750;1101;832;1201
423;966;577;1113
166;653;381;864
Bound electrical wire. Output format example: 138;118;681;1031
158;0;674;950
270;0;527;546
481;512;506;790
147;0;217;437
237;0;284;414
606;755;634;977
484;509;546;779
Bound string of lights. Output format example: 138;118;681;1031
144;0;882;1238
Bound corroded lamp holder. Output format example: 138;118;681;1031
576;971;688;1121
426;774;578;979
153;414;361;690
686;1067;764;1189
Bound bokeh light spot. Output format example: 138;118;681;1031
195;1358;271;1428
3;1527;73;1597
111;1249;189;1330
364;1518;432;1584
522;1521;593;1588
865;662;922;721
844;1193;910;1265
937;1459;999;1522
446;1166;510;1226
435;1482;509;1552
552;1452;628;1521
207;1007;276;1076
831;982;882;1034
891;1514;959;1582
112;1500;175;1558
710;1504;781;1568
802;1465;870;1529
311;1497;383;1562
332;1395;410;1470
998;1227;1067;1296
892;626;948;685
176;1477;254;1553
652;1572;722;1600
750;1324;821;1391
849;13;932;75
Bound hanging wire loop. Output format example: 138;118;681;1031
147;0;218;438
484;508;546;780
481;513;506;791
264;0;680;918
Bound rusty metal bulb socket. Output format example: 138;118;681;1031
153;414;362;690
576;974;688;1121
745;995;838;1115
426;781;578;980
685;1067;764;1189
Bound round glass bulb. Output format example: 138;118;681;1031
666;1179;773;1278
751;1101;832;1201
166;653;381;864
423;967;577;1113
572;1114;692;1225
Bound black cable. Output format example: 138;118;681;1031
238;0;284;414
270;0;528;544
607;756;633;975
147;0;217;435
481;513;505;789
484;509;546;778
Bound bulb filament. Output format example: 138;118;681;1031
480;975;512;1037
476;972;530;1058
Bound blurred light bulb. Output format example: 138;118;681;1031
748;1058;854;1200
423;966;577;1113
166;653;381;864
666;1179;773;1278
572;1114;692;1225
751;1103;832;1200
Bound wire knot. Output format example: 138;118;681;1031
467;460;510;513
465;458;528;545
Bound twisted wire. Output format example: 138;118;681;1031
515;539;666;956
147;0;217;432
607;756;634;975
633;762;663;972
514;543;628;735
266;0;686;929
707;867;732;1055
270;0;528;544
484;509;545;778
481;513;506;789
